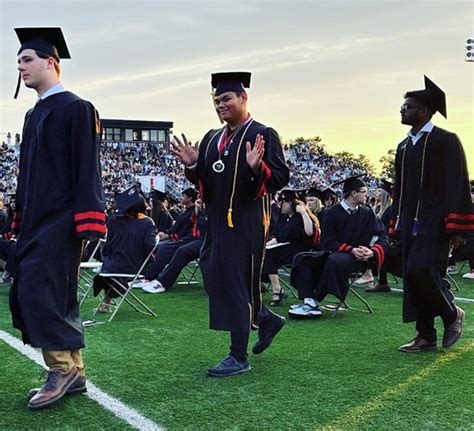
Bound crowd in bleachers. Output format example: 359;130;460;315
0;137;380;201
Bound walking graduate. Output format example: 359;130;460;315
9;27;106;410
172;71;289;377
391;76;473;352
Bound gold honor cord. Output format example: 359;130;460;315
227;119;255;228
395;132;430;235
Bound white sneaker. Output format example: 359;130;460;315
142;280;166;294
288;299;322;318
130;279;154;289
355;275;374;285
446;266;458;275
462;271;474;279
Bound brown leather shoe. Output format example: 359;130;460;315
28;368;79;411
399;337;437;352
443;306;465;349
365;283;391;293
27;375;87;401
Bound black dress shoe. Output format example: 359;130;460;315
399;337;437;353
365;283;391;293
252;314;285;354
443;306;465;348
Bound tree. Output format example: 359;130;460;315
379;149;396;181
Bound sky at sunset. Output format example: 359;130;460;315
1;0;473;174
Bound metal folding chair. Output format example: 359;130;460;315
90;240;160;323
321;270;374;316
277;265;299;299
177;259;200;285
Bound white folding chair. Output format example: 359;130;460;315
78;239;105;306
90;240;160;323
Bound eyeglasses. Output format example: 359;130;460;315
400;104;423;111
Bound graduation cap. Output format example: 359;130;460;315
14;27;71;99
322;187;337;199
405;76;447;119
182;187;198;201
279;188;305;202
115;185;143;214
306;186;324;201
424;76;447;119
211;72;251;96
379;179;393;195
332;174;366;195
151;189;167;202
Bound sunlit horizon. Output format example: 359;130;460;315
1;0;472;175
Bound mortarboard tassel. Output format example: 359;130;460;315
13;72;21;99
412;218;420;235
227;208;234;228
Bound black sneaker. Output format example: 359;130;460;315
207;356;251;377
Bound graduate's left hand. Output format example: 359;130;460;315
450;235;465;249
246;134;265;175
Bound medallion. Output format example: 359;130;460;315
212;160;225;173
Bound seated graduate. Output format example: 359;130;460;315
156;187;197;242
364;179;403;292
0;199;16;284
306;187;325;225
447;182;474;279
288;175;386;319
150;189;173;233
166;194;182;221
141;199;207;293
92;185;157;312
262;189;320;306
136;187;199;284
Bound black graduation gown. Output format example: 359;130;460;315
93;213;157;296
166;205;195;240
155;210;173;233
291;204;386;300
262;213;314;276
390;126;474;322
186;120;289;331
10;91;106;350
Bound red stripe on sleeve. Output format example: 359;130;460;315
74;211;106;222
76;223;107;234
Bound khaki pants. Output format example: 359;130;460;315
42;349;85;377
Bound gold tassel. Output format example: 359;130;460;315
227;208;234;228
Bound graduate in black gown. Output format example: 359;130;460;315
262;189;319;306
141;187;197;282
9;28;106;410
289;176;386;318
150;189;173;233
141;199;207;293
93;186;157;311
390;77;473;352
172;72;289;377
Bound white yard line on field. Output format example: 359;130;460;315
0;330;164;431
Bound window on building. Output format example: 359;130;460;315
142;130;150;141
158;130;166;142
150;130;158;141
125;129;133;141
133;130;142;141
113;128;121;140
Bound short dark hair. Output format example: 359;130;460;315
125;196;147;216
35;50;60;75
404;90;434;115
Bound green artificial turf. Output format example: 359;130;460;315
0;263;473;430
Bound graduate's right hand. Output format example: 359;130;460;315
171;134;199;167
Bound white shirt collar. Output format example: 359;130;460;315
341;200;358;214
39;83;65;101
407;121;434;145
